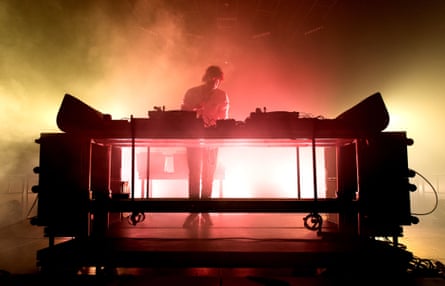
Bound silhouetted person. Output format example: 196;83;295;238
181;65;229;227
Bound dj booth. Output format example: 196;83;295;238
31;92;418;274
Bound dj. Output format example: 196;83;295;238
181;65;230;227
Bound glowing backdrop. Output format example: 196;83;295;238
1;0;445;261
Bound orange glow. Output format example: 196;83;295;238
2;0;445;266
121;146;327;199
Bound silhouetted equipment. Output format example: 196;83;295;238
56;93;111;133
358;132;416;236
32;92;417;274
56;93;130;136
336;92;389;134
32;133;90;241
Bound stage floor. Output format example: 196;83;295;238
1;213;444;285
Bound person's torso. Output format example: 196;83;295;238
186;85;228;126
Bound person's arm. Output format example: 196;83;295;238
181;90;195;111
221;92;229;119
182;88;205;121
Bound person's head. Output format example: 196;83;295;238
202;65;224;88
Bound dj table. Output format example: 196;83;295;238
31;92;418;274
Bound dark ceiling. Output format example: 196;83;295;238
123;0;445;61
128;0;341;45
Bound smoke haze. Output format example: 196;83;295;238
1;0;445;229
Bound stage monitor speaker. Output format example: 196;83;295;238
56;93;111;133
336;92;389;134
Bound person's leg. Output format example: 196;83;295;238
201;148;218;198
186;147;202;199
183;212;199;228
183;147;202;228
201;148;218;226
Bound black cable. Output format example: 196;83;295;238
411;170;439;216
408;256;445;278
26;195;38;219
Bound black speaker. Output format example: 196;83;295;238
357;132;415;237
33;133;91;238
336;92;389;134
56;93;111;133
